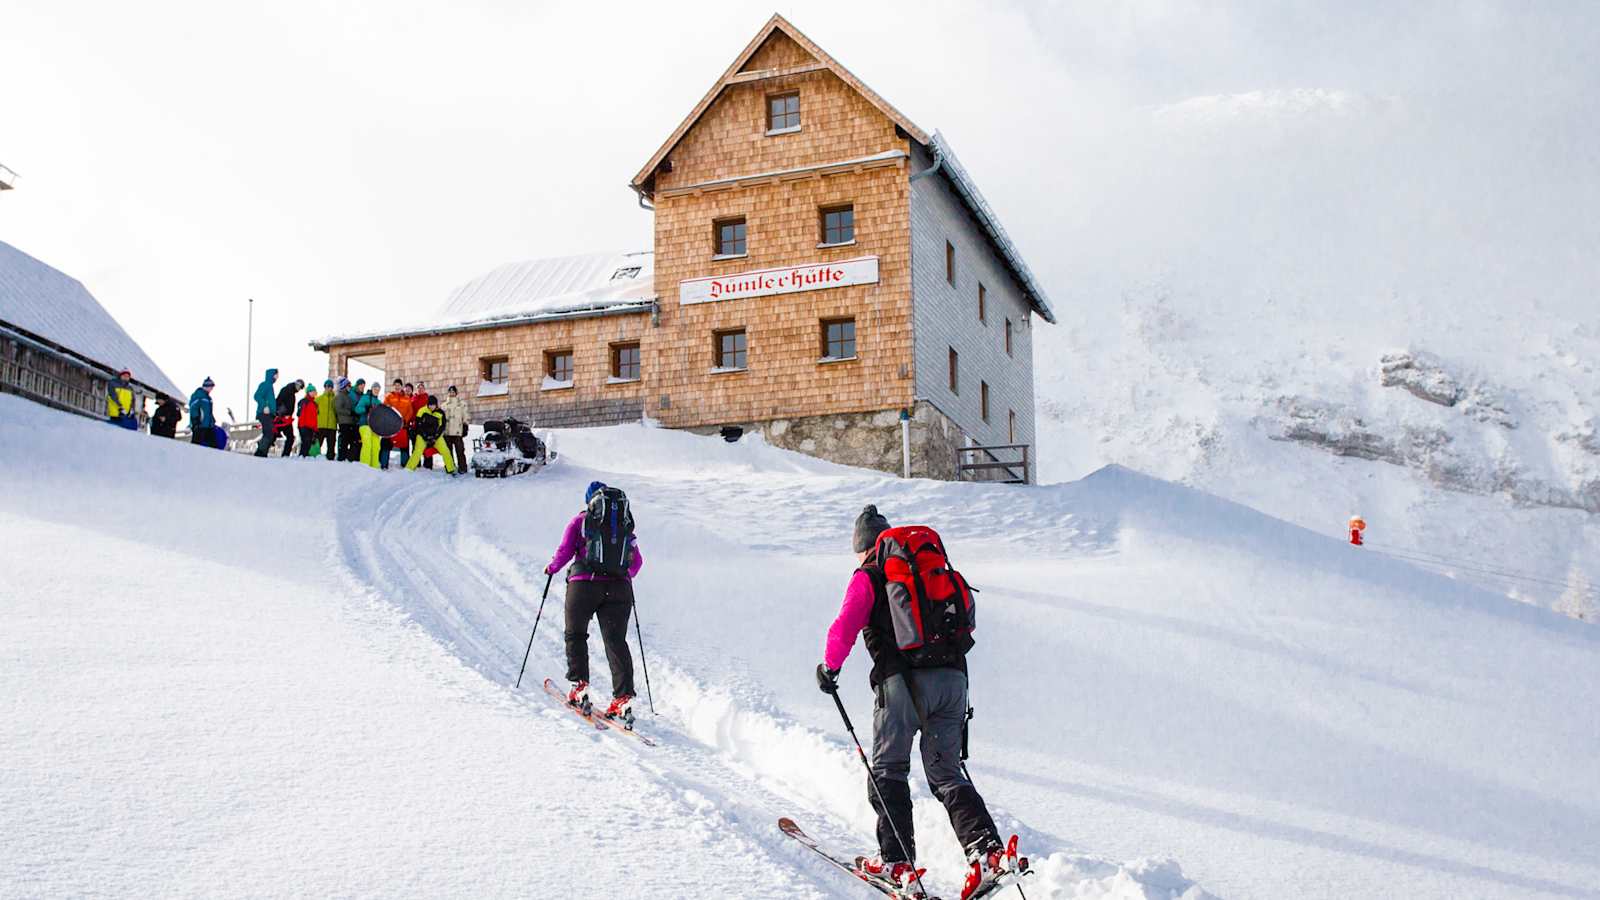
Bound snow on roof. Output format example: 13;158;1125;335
316;251;654;348
0;240;183;398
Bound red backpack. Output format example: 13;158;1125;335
868;525;976;668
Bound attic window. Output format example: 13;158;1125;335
611;266;642;280
767;92;800;133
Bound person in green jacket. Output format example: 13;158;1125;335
252;368;279;458
355;383;381;468
314;378;337;460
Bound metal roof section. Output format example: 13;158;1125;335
0;240;183;397
314;251;654;348
927;132;1056;324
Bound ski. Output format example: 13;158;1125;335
542;678;607;732
540;678;656;746
777;817;940;899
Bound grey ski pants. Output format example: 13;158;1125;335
869;668;999;863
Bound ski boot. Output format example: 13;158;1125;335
567;680;593;716
959;836;1025;900
855;857;927;899
603;694;636;730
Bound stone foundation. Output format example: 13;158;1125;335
691;400;972;481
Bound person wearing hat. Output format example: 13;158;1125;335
404;393;456;475
149;394;181;439
441;385;469;472
816;505;1006;898
189;377;217;447
252;368;280;457
544;481;645;722
106;369;138;430
356;383;382;468
334;377;360;461
295;382;321;457
314;378;338;459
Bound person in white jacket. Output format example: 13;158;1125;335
441;385;470;473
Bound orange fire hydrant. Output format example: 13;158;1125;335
1349;515;1366;546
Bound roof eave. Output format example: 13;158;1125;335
311;299;656;352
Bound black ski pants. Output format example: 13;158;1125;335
869;668;999;863
445;435;467;472
254;412;276;457
317;428;336;459
563;579;635;698
337;423;360;461
298;426;317;456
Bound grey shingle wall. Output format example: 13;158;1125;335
907;144;1038;478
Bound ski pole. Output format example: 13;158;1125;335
825;685;930;900
632;598;656;714
514;572;553;689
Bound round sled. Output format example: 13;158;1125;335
211;425;229;450
368;404;403;438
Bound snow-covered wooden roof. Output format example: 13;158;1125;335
0;239;183;398
314;251;654;348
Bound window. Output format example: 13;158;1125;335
821;318;856;360
714;217;747;257
767;92;800;132
715;329;747;370
981;381;990;422
820;204;854;245
978;283;987;323
545;350;573;383
481;356;509;384
1008;409;1017;443
611;266;641;280
945;241;955;285
948;346;959;394
611;342;641;381
1005;318;1013;357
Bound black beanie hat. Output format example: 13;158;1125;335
853;505;891;553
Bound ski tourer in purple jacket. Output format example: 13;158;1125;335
544;512;644;582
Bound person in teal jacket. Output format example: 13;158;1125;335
354;384;381;468
188;377;217;447
253;368;280;458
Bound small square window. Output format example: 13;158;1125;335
715;329;747;370
1005;318;1013;357
481;356;509;384
546;350;573;383
611;343;641;381
978;283;987;323
821;318;856;360
948;346;959;395
945;241;955;285
981;381;990;422
820;205;854;245
715;217;747;257
767;92;800;131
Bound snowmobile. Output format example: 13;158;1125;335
469;416;552;478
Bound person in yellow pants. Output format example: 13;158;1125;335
405;396;456;475
357;384;383;468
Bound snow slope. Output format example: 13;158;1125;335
5;393;1599;899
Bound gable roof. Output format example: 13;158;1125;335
313;251;654;348
0;240;182;397
630;13;928;192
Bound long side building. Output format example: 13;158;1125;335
315;14;1054;481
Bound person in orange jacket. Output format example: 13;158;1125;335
382;378;413;470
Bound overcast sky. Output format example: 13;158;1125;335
4;1;1596;415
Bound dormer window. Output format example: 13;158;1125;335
767;92;800;134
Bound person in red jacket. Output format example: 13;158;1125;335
296;383;321;457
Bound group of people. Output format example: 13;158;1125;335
249;369;471;473
109;368;473;476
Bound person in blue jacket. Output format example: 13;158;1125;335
188;377;217;446
252;368;279;457
354;382;381;468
